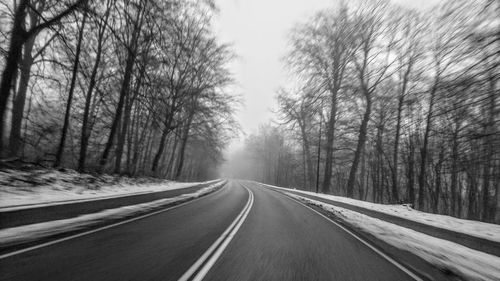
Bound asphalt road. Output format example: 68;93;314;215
0;181;445;281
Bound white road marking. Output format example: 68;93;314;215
179;184;254;281
283;192;424;281
0;184;227;260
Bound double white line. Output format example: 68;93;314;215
179;185;254;281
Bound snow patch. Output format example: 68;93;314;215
0;180;226;248
264;183;500;244
289;193;500;281
0;168;217;208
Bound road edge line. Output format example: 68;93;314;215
281;191;423;281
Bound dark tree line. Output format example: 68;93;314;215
0;0;238;181
235;0;500;223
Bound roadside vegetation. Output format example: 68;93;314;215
229;0;500;223
0;0;238;181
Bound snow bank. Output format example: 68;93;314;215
289;193;500;281
263;183;500;244
0;180;226;248
0;168;217;208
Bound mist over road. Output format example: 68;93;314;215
1;181;445;281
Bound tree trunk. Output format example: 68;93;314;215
322;88;339;193
450;129;459;217
78;2;110;172
432;146;444;213
151;107;175;175
299;121;314;189
126;105;139;174
1;0;84;155
141;129;155;174
347;96;372;198
100;52;135;170
0;0;29;155
374;117;385;203
166;130;180;179
418;82;438;210
315;111;323;193
8;34;35;156
458;176;463;218
174;113;194;180
114;95;131;173
359;147;366;200
407;136;416;206
99;4;143;171
468;166;479;220
131;108;150;175
482;151;492;221
114;57;146;173
392;58;412;203
392;95;404;203
301;141;307;188
54;11;88;167
482;76;497;221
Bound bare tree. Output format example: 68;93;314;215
54;7;88;167
346;0;395;198
277;90;316;188
0;0;86;155
78;0;112;171
287;3;358;193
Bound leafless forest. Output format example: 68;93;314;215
1;0;499;224
0;0;238;180
228;0;500;223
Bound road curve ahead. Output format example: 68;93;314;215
201;182;419;281
1;180;441;281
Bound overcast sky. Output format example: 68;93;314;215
213;0;440;149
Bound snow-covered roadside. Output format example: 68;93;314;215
262;183;500;244
288;193;500;281
0;168;218;208
0;180;226;248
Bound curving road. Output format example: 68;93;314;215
0;181;447;281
